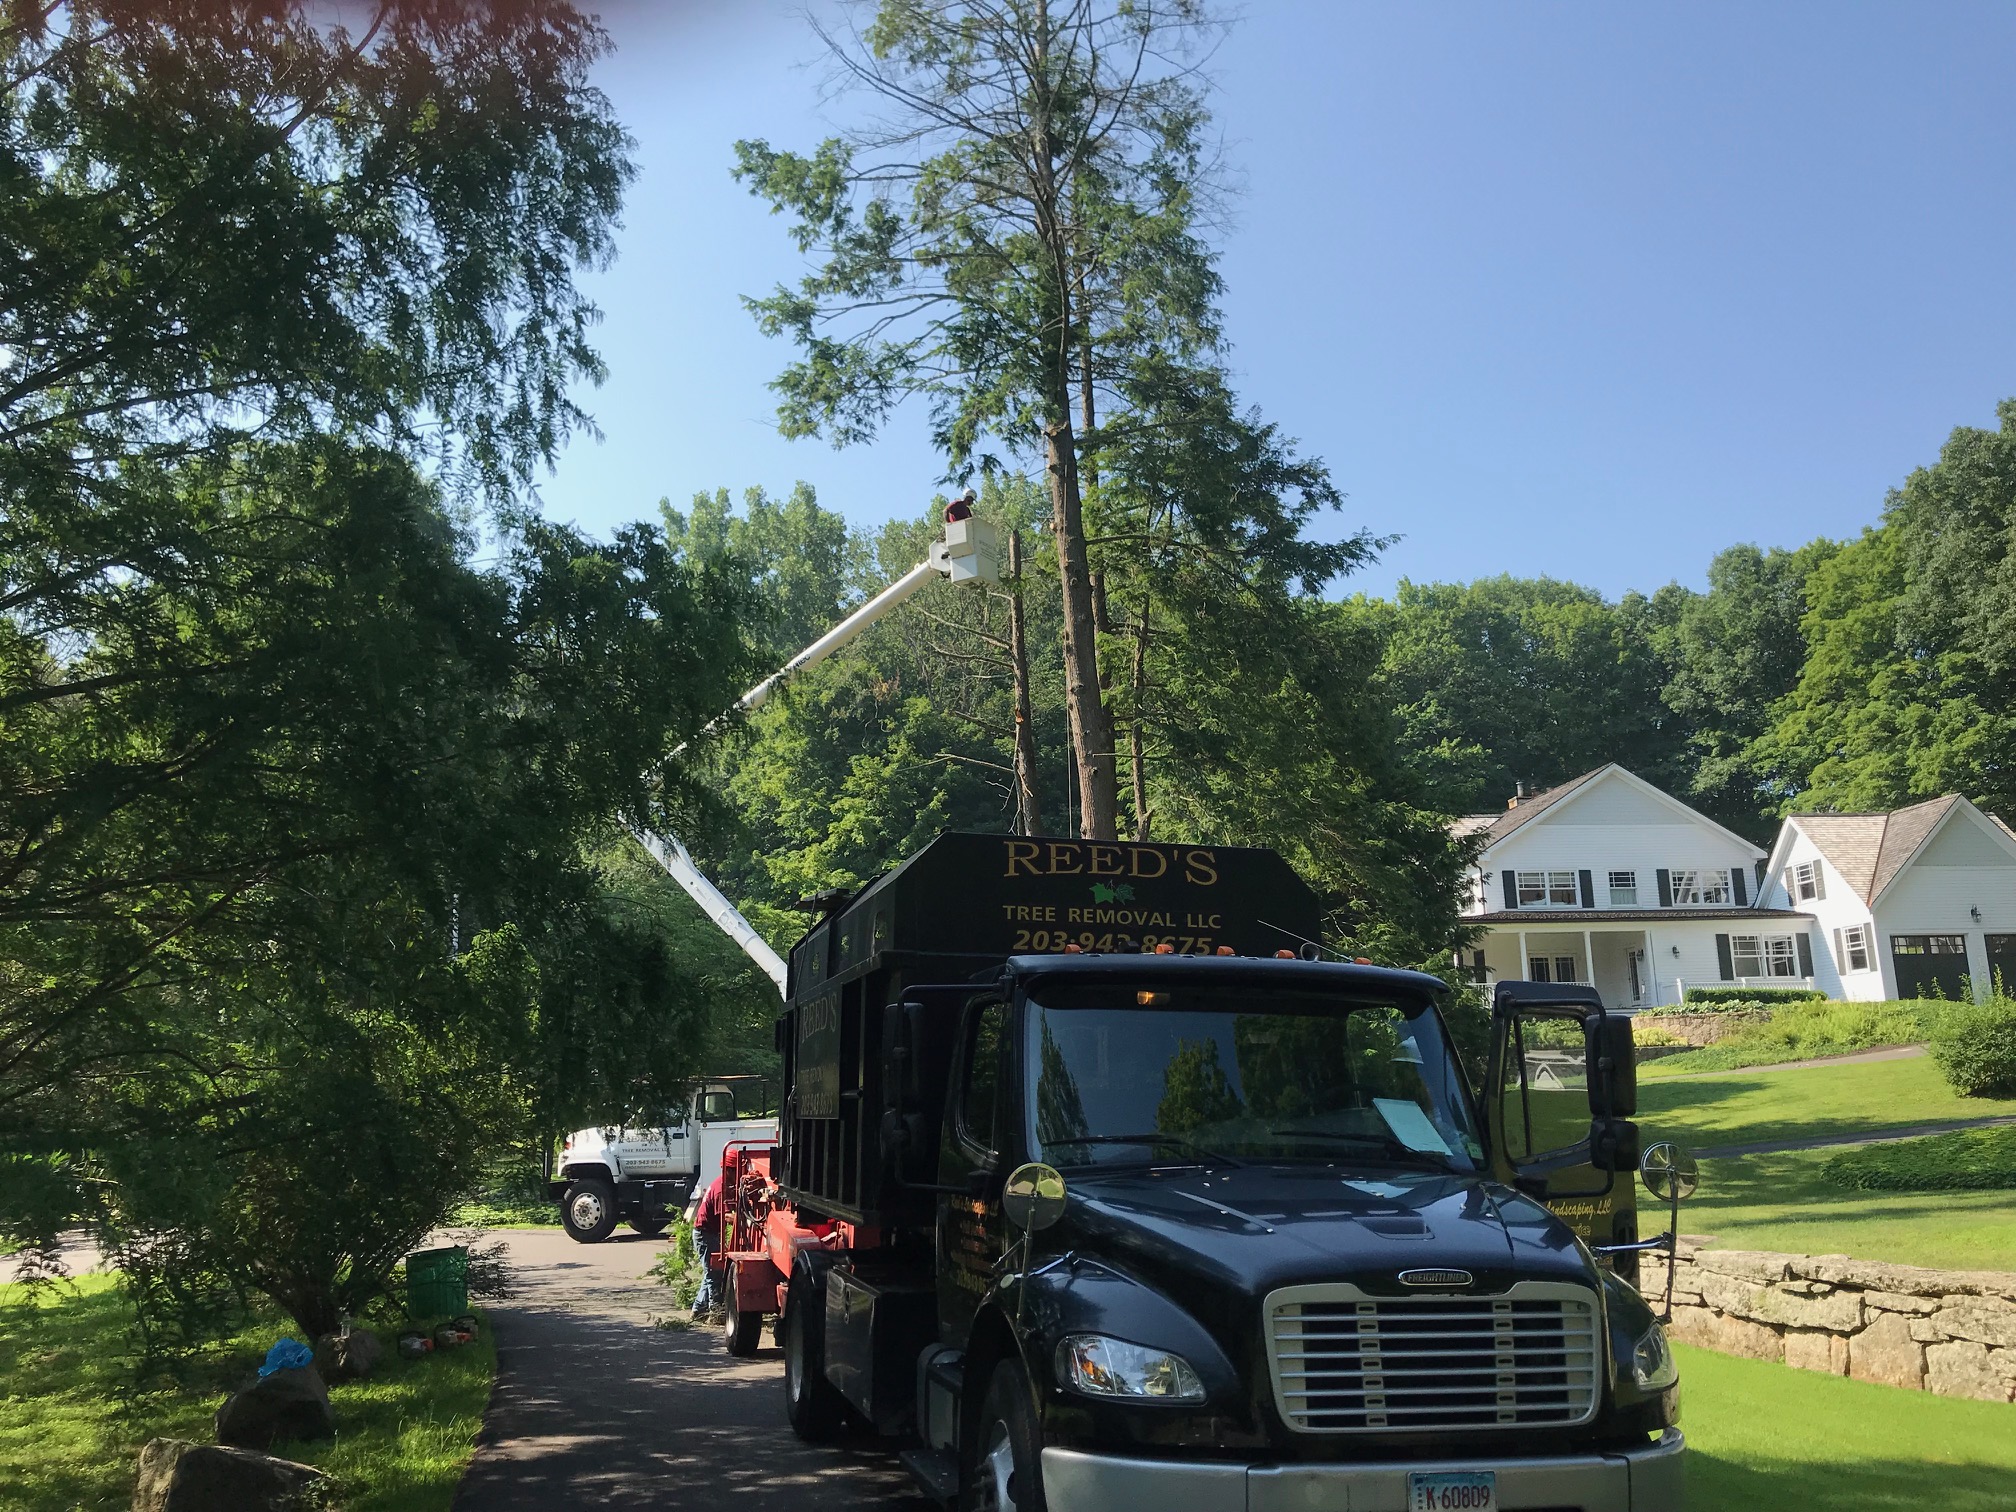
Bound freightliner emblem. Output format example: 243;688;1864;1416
1398;1269;1473;1288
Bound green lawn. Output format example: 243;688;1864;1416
1679;1343;2016;1511
0;1275;494;1512
1674;1147;2016;1271
1637;1054;2016;1151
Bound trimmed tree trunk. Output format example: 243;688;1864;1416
1045;417;1118;839
1006;530;1043;835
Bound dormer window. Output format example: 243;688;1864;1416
1607;870;1638;906
1790;861;1825;902
1669;869;1731;906
1515;871;1578;907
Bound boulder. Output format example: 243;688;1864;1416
1783;1329;1847;1375
1926;1341;2016;1404
132;1438;328;1512
1849;1311;1926;1391
313;1327;383;1382
214;1364;336;1450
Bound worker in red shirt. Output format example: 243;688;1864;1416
691;1173;725;1318
944;488;976;523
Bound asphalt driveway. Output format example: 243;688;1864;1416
451;1228;926;1510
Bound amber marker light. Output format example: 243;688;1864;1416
1136;991;1171;1006
1274;949;1295;959
1215;946;1234;956
1154;943;1175;954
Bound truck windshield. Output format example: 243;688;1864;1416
1026;989;1482;1173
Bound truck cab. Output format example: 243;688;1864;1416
746;834;1685;1512
551;1081;777;1243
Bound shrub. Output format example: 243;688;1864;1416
1631;1026;1689;1047
1823;1125;2016;1192
1682;986;1827;1006
1930;996;2016;1098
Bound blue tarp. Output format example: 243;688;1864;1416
258;1337;315;1377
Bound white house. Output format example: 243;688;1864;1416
1456;766;2016;1008
1758;796;2016;1002
1455;765;1787;1009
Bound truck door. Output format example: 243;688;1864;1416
936;996;1011;1346
1485;982;1640;1265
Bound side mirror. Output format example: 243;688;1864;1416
1588;1014;1637;1118
1002;1162;1068;1233
1640;1142;1700;1203
1588;1117;1640;1173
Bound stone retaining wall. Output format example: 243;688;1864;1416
1643;1245;2016;1403
1632;1011;1768;1047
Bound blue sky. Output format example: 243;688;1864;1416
534;1;2016;601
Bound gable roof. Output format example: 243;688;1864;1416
1459;767;1609;847
1787;794;2014;905
1461;764;1764;856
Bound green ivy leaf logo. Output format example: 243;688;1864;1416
1090;883;1136;904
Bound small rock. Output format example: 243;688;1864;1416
313;1327;383;1382
214;1365;336;1450
132;1438;328;1511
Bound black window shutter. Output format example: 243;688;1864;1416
1579;869;1596;909
1755;860;1767;888
1796;934;1814;977
1715;934;1734;981
1502;870;1518;910
1657;869;1673;907
1731;868;1748;906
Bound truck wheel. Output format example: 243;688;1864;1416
560;1180;618;1244
782;1262;848;1440
722;1268;763;1357
963;1357;1046;1512
629;1215;669;1237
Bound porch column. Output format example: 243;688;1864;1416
1582;929;1594;997
1642;927;1658;1006
1518;929;1530;982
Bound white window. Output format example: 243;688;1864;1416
1607;870;1638;906
1732;935;1801;978
1516;871;1578;908
1670;869;1731;906
1528;956;1551;982
1792;861;1825;902
1528;955;1577;982
1834;924;1873;973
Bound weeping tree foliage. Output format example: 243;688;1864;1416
0;1;766;1339
734;0;1228;838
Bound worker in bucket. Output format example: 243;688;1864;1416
691;1172;725;1319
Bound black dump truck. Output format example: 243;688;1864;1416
749;832;1686;1511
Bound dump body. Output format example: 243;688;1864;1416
774;832;1322;1227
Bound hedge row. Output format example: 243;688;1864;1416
1681;985;1828;1006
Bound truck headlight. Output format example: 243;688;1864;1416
1632;1322;1677;1391
1056;1334;1205;1402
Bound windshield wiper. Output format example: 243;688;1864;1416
1047;1132;1248;1168
1267;1128;1450;1165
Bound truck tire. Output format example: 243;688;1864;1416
963;1357;1046;1512
722;1266;763;1357
629;1215;669;1237
782;1261;848;1441
560;1179;618;1244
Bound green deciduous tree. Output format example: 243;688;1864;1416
1761;401;2016;817
1361;576;1687;816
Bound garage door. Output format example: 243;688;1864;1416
1890;935;1971;1000
1988;934;2016;995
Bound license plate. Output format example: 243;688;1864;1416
1408;1471;1497;1512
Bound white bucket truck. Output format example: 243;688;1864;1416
550;1081;778;1243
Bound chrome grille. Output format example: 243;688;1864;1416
1264;1282;1600;1434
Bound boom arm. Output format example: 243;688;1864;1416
634;518;999;996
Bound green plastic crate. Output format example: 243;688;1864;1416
406;1245;468;1318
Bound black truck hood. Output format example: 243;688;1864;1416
1058;1163;1598;1298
